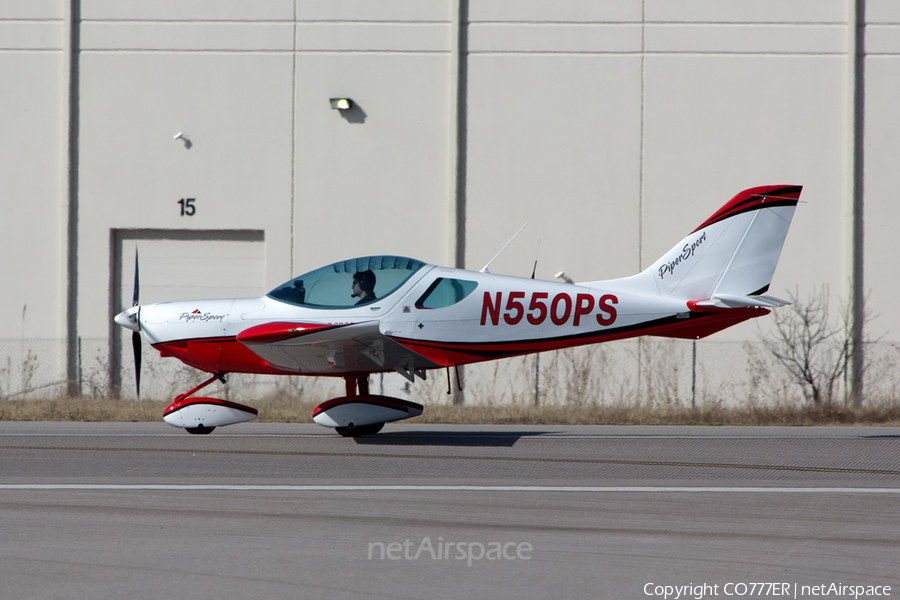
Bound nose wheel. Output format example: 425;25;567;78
185;424;216;435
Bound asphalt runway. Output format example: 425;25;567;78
1;422;898;599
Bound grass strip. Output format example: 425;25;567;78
1;396;898;426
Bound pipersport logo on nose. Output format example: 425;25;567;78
179;310;226;323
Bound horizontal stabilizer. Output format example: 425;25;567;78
690;294;790;311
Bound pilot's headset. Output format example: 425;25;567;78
354;270;376;295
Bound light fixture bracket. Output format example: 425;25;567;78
330;98;353;110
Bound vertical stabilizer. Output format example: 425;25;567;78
645;185;801;301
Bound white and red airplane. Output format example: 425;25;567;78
114;185;801;436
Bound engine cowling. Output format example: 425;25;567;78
313;395;423;429
163;397;258;429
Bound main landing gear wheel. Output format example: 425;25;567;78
335;422;384;438
185;425;216;435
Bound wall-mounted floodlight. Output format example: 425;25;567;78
330;98;353;110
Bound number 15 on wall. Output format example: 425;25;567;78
178;198;196;216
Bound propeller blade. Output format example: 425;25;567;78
131;246;141;398
132;247;140;307
132;330;141;399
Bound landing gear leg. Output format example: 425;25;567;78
163;372;257;433
174;373;226;403
344;374;369;398
332;374;385;437
175;375;223;435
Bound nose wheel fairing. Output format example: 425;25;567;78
163;396;259;429
162;374;259;431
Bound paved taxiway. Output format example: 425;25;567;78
1;422;898;599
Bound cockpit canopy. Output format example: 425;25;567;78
267;255;427;309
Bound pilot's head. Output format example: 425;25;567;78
351;270;376;299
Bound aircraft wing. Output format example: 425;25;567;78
235;321;440;380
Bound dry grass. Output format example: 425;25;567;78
0;397;170;423
2;396;899;427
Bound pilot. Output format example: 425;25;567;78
291;279;305;304
351;270;377;305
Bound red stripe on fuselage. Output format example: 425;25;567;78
153;337;297;375
154;310;767;375
391;308;767;367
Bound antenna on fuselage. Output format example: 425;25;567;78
480;223;527;274
531;239;541;279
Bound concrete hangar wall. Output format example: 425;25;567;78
2;0;899;402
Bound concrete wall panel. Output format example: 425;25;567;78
866;0;900;23
641;55;847;330
77;52;294;336
469;0;641;23
0;21;63;50
469;23;641;54
645;24;845;54
81;22;294;51
863;56;900;341
295;0;450;22
81;0;293;21
292;53;451;273
645;0;846;24
466;55;642;282
294;23;449;53
866;25;900;55
0;53;65;338
0;0;62;20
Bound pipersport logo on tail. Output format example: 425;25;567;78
658;231;706;280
